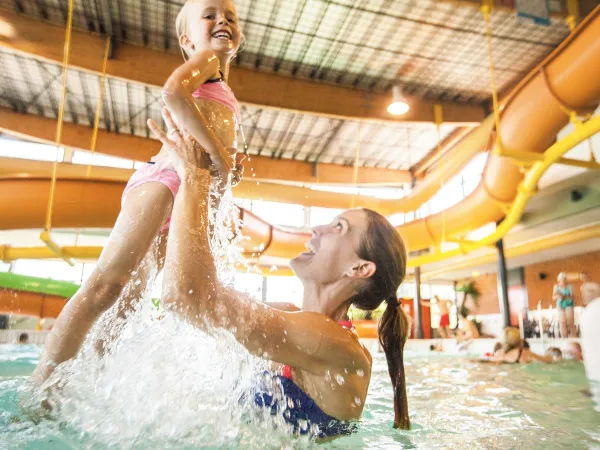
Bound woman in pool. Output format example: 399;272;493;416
553;272;575;338
34;0;244;382
143;108;411;436
488;327;552;364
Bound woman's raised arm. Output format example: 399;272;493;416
148;112;368;376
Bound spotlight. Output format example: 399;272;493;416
570;189;583;202
387;86;410;116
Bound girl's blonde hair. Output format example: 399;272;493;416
176;0;198;60
174;0;243;78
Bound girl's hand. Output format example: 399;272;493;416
148;107;211;178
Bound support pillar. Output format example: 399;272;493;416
414;266;424;339
496;239;511;328
261;276;268;303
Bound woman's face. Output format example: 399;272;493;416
182;0;241;58
290;210;371;284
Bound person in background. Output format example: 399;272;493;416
18;333;29;345
580;273;600;307
545;347;563;362
565;341;584;361
487;327;553;364
553;272;575;338
420;295;453;338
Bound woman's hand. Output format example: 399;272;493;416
148;107;211;178
148;108;240;185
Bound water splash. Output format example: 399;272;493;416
16;183;313;448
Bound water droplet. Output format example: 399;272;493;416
335;374;345;385
344;368;348;374
287;397;295;409
134;279;141;286
354;396;362;406
324;370;331;382
188;289;194;294
357;369;365;377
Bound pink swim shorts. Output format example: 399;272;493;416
122;158;181;230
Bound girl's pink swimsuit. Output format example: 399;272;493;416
121;79;241;231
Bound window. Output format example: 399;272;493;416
233;273;264;301
310;207;345;227
72;151;136;169
266;276;303;307
236;200;305;228
0;138;64;162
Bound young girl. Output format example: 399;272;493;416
34;0;243;383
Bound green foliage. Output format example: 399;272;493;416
456;281;481;317
348;303;386;321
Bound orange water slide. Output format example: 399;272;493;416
0;289;67;318
1;7;600;260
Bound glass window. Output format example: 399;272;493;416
310;207;345;226
388;213;405;226
248;201;305;228
233;273;264;300
0;138;64;162
266;276;303;307
72;151;136;169
10;259;84;283
310;185;404;199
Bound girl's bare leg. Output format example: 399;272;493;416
94;230;168;356
33;183;173;384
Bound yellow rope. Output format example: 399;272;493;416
351;121;362;209
44;0;75;233
86;37;111;178
73;37;111;246
481;3;502;147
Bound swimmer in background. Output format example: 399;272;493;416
34;0;244;383
565;341;583;361
420;295;453;338
487;327;553;364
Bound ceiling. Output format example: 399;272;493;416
10;0;570;102
1;0;574;173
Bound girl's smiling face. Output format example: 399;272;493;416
179;0;241;59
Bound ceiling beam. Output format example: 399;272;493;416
0;8;485;125
434;0;570;18
0;108;412;186
411;127;475;178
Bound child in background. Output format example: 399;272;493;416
34;0;243;383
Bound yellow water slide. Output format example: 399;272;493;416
1;6;600;266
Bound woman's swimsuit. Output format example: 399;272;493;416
254;320;358;439
121;76;240;231
555;285;574;309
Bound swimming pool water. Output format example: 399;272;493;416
1;344;598;449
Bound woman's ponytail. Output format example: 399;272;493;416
378;295;410;430
350;209;409;429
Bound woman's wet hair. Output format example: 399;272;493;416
347;208;410;430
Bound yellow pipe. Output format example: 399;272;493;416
39;231;76;266
421;223;600;280
0;243;293;276
408;113;600;268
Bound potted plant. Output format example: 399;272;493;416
455;281;481;318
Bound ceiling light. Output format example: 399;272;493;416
387;85;410;116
